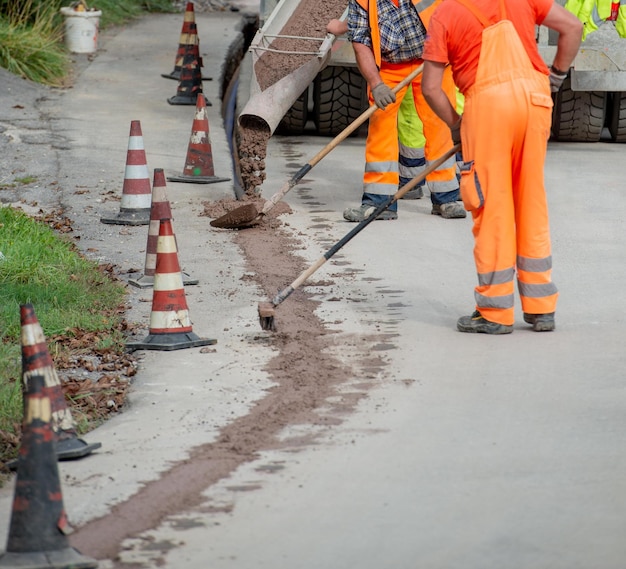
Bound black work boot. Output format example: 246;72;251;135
523;312;555;332
457;310;513;335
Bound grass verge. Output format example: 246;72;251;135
0;206;136;477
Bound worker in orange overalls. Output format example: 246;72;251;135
342;0;466;222
422;0;583;333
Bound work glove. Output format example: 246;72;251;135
450;117;462;147
372;82;395;110
549;65;568;93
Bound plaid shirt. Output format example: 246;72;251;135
348;0;427;63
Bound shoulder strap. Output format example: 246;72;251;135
369;0;382;68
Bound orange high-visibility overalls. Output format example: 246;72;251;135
456;0;558;324
357;0;458;202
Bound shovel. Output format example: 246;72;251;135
258;143;462;331
210;64;424;230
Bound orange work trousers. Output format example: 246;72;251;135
460;20;558;325
363;61;458;199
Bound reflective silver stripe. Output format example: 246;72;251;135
475;292;515;309
365;160;399;174
401;163;426;178
415;0;436;13
425;154;458;193
364;182;398;195
428;154;456;171
517;255;552;272
518;281;558;298
428;177;459;194
477;266;515;286
398;143;425;159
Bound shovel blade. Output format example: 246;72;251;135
210;203;261;229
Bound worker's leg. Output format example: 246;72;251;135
343;63;414;221
462;82;521;326
397;87;426;199
513;75;558;319
412;67;465;218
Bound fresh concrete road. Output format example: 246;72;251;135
1;4;625;569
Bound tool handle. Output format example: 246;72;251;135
271;144;461;308
261;64;424;216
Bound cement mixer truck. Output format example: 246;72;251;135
252;0;625;142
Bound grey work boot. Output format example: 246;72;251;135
343;204;397;222
457;310;513;335
523;312;555;332
431;201;467;219
400;185;424;199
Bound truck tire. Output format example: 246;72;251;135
275;88;309;135
608;92;626;143
313;66;369;137
551;76;606;142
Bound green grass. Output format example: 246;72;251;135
0;0;177;86
0;206;128;465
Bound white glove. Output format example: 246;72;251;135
372;83;395;110
549;65;568;93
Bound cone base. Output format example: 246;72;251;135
128;272;199;288
5;437;102;471
167;173;230;185
167;95;201;107
57;437;102;461
101;209;151;226
161;70;181;80
0;547;98;569
127;332;217;352
162;71;212;81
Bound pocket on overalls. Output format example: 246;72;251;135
458;160;484;211
530;92;553;139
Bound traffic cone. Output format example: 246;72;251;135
162;6;211;81
167;95;230;184
5;304;101;471
101;120;152;226
0;375;98;569
128;168;198;288
167;41;204;106
126;218;217;351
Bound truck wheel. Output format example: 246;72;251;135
608;92;626;143
551;76;606;142
313;66;368;137
275;88;309;135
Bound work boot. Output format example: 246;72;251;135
343;204;397;222
432;201;466;219
523;312;555;332
457;310;513;334
400;186;424;200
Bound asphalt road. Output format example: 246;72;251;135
1;4;626;569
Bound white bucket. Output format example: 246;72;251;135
60;7;102;54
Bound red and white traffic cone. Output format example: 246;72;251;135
0;374;98;568
167;94;230;184
127;218;217;351
167;41;204;106
162;6;211;82
129;168;198;288
101;120;152;225
5;304;101;471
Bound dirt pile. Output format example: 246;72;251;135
237;0;347;195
